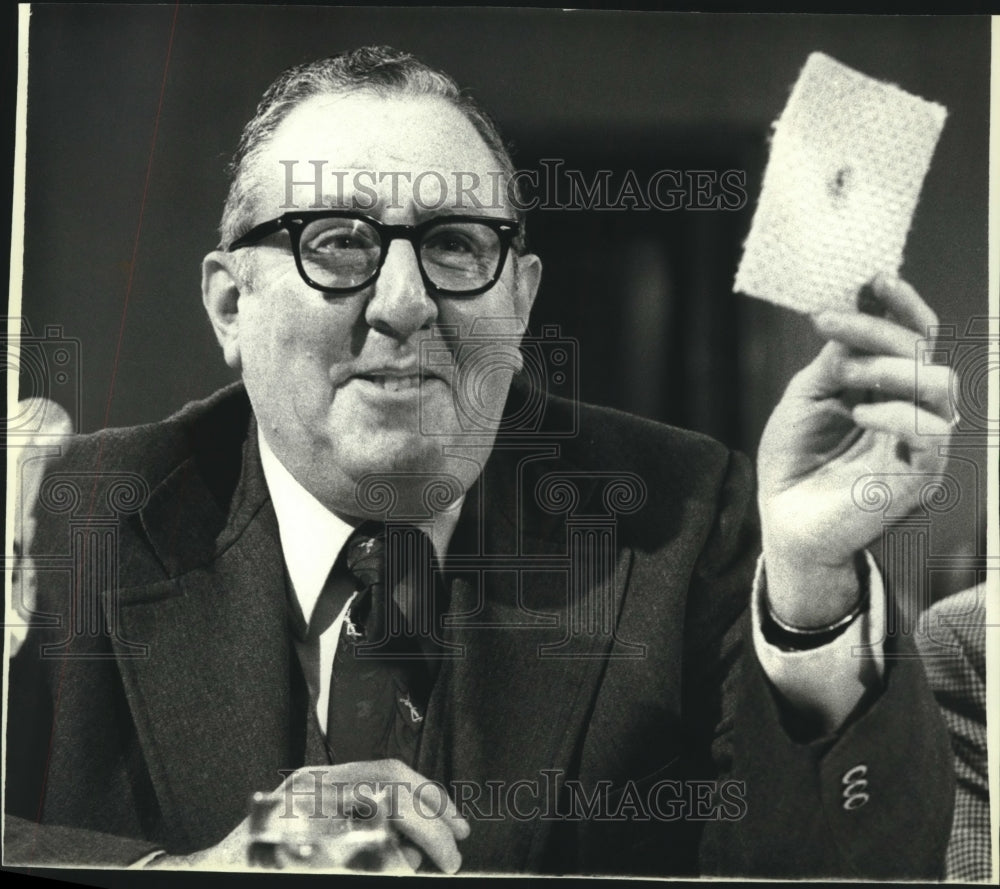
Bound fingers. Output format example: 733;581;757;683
10;551;38;627
7;401;70;660
16;397;74;437
279;760;469;874
804;277;954;426
15;398;74;499
784;340;850;400
867;272;939;332
813;273;941;358
813;309;922;359
400;843;423;872
852;400;952;447
14;399;75;555
413;775;469;840
837;356;953;419
388;780;463;874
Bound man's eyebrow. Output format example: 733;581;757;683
415;205;510;220
323;193;371;210
305;203;511;220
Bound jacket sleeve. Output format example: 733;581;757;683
3;436;168;869
4;620;165;868
3;815;161;868
687;450;955;879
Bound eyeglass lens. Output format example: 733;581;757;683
299;217;504;292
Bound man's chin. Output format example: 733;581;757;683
337;431;453;478
334;439;460;517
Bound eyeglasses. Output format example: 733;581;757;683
228;211;519;297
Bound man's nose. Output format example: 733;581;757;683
365;240;437;340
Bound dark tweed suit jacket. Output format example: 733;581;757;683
4;382;954;877
917;587;991;882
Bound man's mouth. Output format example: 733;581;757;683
355;373;424;392
351;367;449;393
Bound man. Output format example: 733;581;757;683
917;585;992;882
5;46;956;877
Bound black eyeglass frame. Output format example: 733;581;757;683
227;210;520;297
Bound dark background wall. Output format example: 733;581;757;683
13;6;990;597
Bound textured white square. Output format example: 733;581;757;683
733;52;947;314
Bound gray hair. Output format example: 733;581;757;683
218;45;526;252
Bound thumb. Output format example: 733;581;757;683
9;399;75;660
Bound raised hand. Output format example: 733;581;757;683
9;398;74;657
757;273;954;628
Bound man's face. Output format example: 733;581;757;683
203;92;541;518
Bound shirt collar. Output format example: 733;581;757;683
257;427;465;628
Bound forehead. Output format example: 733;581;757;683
255;91;504;211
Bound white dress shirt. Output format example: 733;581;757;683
257;428;885;740
132;428;890;869
258;429;463;734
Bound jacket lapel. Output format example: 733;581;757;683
417;443;635;872
101;381;632;865
106;423;296;851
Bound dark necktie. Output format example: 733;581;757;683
324;523;440;767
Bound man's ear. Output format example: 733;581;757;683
201;251;245;370
513;252;542;326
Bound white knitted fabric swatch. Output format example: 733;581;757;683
734;52;947;313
